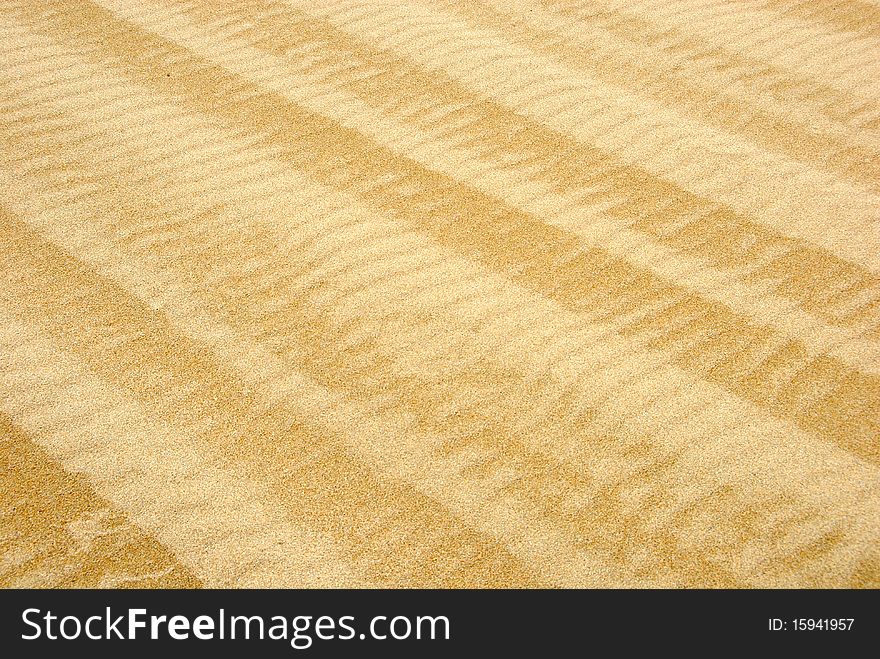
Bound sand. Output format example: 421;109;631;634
1;0;878;588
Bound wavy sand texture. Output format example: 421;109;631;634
1;0;879;588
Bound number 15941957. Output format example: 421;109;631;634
768;618;854;631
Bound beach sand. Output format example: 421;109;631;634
1;0;879;587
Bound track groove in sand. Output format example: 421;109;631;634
1;0;878;587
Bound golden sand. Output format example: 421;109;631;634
1;0;879;588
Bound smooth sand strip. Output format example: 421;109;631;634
0;414;201;588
